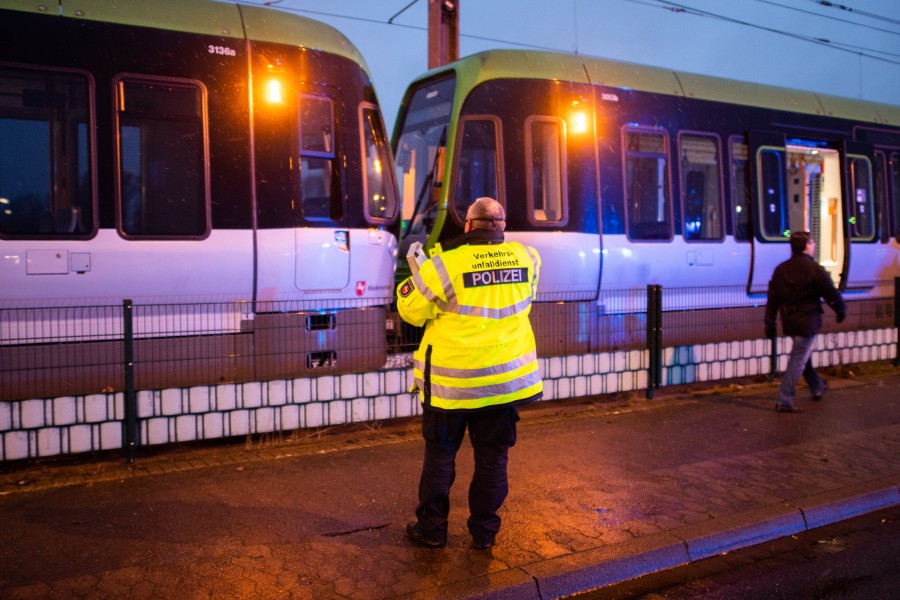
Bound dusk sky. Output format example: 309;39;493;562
236;0;900;132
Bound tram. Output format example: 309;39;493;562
392;49;900;353
0;0;399;387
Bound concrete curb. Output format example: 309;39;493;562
791;478;900;530
521;533;689;600
417;479;900;600
676;502;806;562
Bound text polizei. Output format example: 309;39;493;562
463;267;529;288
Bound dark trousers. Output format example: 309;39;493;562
415;405;519;544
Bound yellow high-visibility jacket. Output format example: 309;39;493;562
396;231;543;411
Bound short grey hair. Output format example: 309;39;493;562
465;197;506;231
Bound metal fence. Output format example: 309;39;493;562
2;279;897;405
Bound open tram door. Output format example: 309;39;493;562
839;141;878;287
747;131;846;294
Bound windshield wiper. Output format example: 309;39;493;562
404;125;447;239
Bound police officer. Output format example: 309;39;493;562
765;230;845;413
396;197;543;550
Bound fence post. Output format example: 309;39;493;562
769;331;778;382
123;299;138;463
895;277;900;367
646;284;662;399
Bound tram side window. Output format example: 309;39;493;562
624;129;671;240
453;117;501;222
299;94;339;221
848;156;875;241
730;140;751;241
527;117;567;224
680;134;722;241
757;148;788;240
0;67;93;238
360;105;396;222
893;153;900;239
117;78;207;237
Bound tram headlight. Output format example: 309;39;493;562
266;78;283;104
568;110;588;134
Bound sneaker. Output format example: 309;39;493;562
406;522;445;548
775;403;803;413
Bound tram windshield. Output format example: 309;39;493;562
393;76;455;239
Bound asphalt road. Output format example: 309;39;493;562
574;506;900;599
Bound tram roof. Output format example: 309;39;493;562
420;49;899;127
0;0;369;72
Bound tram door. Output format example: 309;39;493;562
748;131;846;293
840;141;878;287
293;90;350;292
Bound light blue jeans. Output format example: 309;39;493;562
777;334;826;406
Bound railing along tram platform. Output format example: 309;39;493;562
1;280;897;463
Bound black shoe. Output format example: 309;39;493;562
812;384;829;402
472;538;494;550
775;403;803;413
406;522;445;548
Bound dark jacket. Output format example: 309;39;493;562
765;253;845;337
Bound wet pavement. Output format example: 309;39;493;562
1;362;899;599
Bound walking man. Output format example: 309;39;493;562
765;231;845;413
396;197;543;549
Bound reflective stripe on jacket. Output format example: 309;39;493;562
396;236;542;411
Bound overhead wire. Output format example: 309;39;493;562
241;0;900;66
639;0;900;66
809;0;900;28
388;0;420;25
747;0;900;58
248;1;419;29
750;0;900;37
235;0;572;52
829;41;900;59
